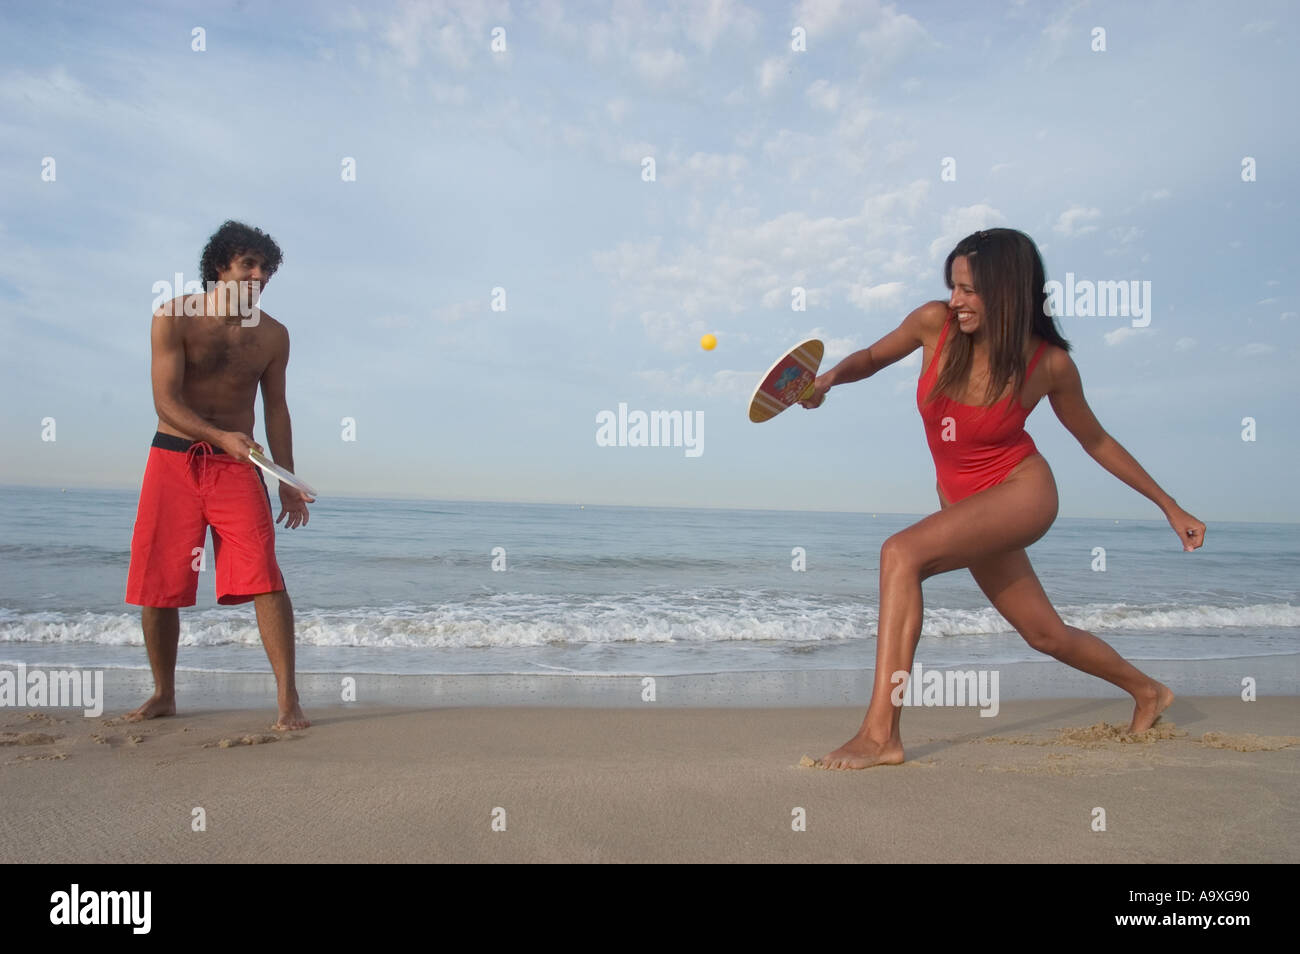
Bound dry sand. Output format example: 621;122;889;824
1;696;1296;863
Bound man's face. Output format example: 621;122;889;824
216;251;269;301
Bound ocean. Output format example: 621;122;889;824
1;486;1297;677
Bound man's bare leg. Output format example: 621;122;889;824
126;606;180;720
253;589;310;730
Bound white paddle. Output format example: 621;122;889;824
248;447;318;498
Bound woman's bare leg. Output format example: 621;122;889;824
819;456;1059;769
966;548;1173;732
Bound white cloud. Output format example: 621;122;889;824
617;140;660;163
758;56;788;94
832;104;875;141
682;0;760;52
594;183;934;344
1104;326;1145;346
633;48;687;86
1237;342;1276;357
376;0;512;71
847;281;906;312
1054;205;1102;237
808;330;859;363
806;79;840;111
430;82;468;105
794;0;930;60
636;367;754;398
1030;0;1086;69
0;66;93;114
429;300;483;323
897;349;922;369
762;129;822;181
856;6;931;72
673;151;749;184
1174;337;1196;351
929;203;1005;259
792;0;849;39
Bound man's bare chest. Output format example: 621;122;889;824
183;325;271;386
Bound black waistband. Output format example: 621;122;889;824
152;431;227;454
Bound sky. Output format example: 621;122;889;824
1;0;1297;521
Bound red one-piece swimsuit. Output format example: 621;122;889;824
917;313;1050;503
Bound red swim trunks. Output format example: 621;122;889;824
126;432;285;607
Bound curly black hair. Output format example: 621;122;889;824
199;220;283;285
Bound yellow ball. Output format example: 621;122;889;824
700;333;717;351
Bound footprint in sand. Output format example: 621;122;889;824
25;713;66;725
1199;732;1299;752
1055;721;1187;747
204;734;280;749
982;721;1187;750
0;731;62;746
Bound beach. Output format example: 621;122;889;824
2;666;1296;864
4;490;1298;862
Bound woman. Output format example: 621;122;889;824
801;228;1204;770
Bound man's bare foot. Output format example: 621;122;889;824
1129;680;1175;733
817;734;905;770
273;699;310;731
125;693;175;722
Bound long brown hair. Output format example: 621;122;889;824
928;228;1070;412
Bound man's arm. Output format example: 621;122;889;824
151;306;255;457
260;323;295;474
260;323;313;525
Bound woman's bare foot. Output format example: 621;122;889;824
124;693;175;722
273;698;310;731
818;734;905;770
1129;680;1175;733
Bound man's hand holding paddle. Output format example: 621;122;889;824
215;430;261;461
213;430;317;526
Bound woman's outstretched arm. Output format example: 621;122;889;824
1046;348;1206;551
800;300;945;407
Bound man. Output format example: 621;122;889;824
125;220;311;730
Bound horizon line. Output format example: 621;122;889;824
0;482;1294;525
